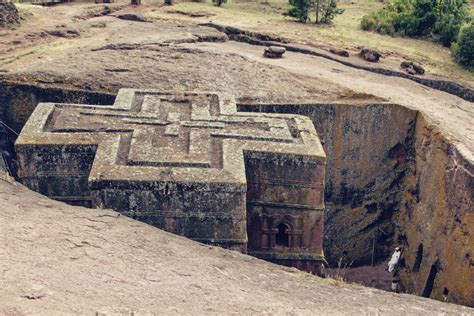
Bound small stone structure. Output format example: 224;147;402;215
15;89;326;274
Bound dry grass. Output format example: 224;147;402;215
147;0;474;86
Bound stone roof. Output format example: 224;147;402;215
16;89;326;187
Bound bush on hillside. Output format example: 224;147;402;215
453;22;474;69
361;0;472;46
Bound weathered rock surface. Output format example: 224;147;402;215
396;114;474;306
330;48;350;57
46;27;80;38
0;2;19;28
115;13;148;22
0;177;472;315
401;60;425;75
360;48;382;62
264;46;286;58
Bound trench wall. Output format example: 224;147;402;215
239;102;473;307
396;114;473;306
239;103;418;266
0;82;115;175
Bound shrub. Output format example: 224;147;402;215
361;0;472;47
284;0;313;22
362;4;398;35
453;22;474;68
433;0;472;45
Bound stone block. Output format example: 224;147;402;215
15;89;326;273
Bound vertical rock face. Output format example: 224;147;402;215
239;102;473;306
14;88;327;274
397;114;474;306
239;103;418;266
308;104;417;267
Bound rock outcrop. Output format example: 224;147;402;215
360;48;382;62
0;2;20;29
263;46;286;58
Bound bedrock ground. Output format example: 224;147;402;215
1;178;473;315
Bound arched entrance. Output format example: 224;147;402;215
275;222;290;247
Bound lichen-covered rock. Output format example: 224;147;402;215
0;2;20;29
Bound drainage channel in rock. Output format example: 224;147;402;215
1;83;472;307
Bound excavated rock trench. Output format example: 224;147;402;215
0;82;472;307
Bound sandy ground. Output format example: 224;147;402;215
1;176;473;315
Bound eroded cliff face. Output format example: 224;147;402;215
397;114;474;306
240;102;473;306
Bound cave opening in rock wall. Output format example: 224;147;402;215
422;261;439;298
413;243;424;272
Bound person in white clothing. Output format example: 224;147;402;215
388;247;401;273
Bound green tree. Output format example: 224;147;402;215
284;0;313;22
285;0;343;23
453;22;474;68
316;0;344;24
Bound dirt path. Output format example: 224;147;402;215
1;177;472;315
